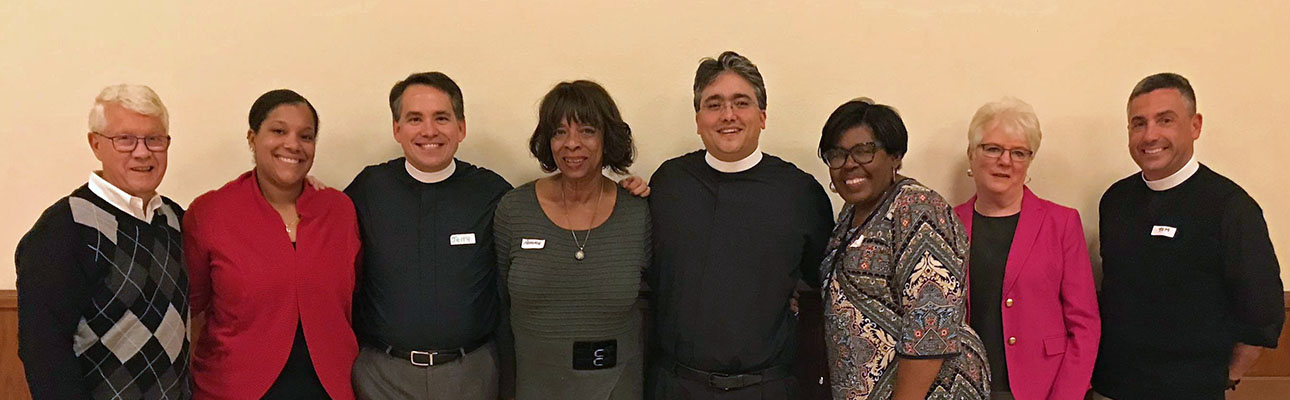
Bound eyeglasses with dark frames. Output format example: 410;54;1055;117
977;143;1032;162
92;132;171;152
823;142;880;169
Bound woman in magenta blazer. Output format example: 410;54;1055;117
955;98;1100;400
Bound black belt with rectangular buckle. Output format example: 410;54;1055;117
360;335;489;367
666;359;791;391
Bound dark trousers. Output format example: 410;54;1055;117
646;362;798;400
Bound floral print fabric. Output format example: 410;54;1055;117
821;179;990;400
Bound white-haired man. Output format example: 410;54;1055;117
17;84;190;399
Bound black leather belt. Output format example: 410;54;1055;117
360;335;489;367
664;358;791;391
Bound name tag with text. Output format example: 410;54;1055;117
450;233;476;246
1151;225;1177;238
521;238;546;249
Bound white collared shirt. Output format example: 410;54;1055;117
704;146;764;173
87;171;163;222
1143;155;1200;191
406;159;457;183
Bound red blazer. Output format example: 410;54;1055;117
184;171;360;400
956;187;1100;400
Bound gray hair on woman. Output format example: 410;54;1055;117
967;97;1041;158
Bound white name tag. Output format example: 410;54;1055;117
521;238;546;249
1151;225;1177;238
450;233;476;246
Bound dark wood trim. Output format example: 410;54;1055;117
1;289;30;399
0;290;13;310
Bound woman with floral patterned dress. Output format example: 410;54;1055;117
816;98;990;400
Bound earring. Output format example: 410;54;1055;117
966;168;973;177
829;182;837;192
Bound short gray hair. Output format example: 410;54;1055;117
692;51;767;112
967;97;1042;158
88;84;169;133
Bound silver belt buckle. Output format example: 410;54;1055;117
409;350;434;367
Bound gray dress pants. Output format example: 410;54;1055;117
352;341;499;400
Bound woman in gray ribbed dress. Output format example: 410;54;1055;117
495;80;649;399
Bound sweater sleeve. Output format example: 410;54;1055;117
15;203;95;399
492;193;517;399
1221;194;1284;348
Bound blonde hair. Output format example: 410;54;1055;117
87;84;169;133
967;97;1041;159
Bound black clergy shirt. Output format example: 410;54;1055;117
1093;164;1284;400
345;158;512;351
647;150;834;373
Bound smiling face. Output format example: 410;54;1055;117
1127;88;1202;180
695;71;766;162
248;103;316;189
550;119;604;181
828;125;901;208
394;84;466;173
970;122;1033;200
89;103;168;199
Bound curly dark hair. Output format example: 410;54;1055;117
529;80;634;174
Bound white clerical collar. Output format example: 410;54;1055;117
705;147;763;173
406;159;456;183
1143;155;1200;191
87;171;163;222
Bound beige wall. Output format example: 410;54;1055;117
2;1;1287;290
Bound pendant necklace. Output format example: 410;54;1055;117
561;178;603;261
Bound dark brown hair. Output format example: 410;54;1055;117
529;80;634;174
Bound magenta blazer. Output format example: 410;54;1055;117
956;187;1100;400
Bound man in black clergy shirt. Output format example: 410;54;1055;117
645;51;834;399
1091;73;1283;400
345;72;514;399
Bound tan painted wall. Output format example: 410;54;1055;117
2;1;1287;289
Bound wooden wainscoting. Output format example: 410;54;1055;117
1;290;31;400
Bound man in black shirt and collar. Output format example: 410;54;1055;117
345;72;514;400
1092;73;1284;400
646;51;834;399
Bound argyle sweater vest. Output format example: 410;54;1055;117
17;185;190;399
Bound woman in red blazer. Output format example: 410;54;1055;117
184;89;360;399
955;98;1100;400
